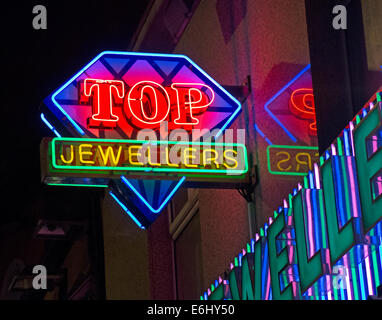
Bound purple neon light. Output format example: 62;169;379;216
346;156;360;218
305;189;316;258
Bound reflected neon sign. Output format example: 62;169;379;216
289;88;317;136
267;145;319;176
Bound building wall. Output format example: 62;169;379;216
102;193;151;299
172;0;311;291
362;0;382;72
100;0;322;299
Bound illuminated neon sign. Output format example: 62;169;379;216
79;78;215;131
44;51;241;140
40;51;244;228
203;91;382;300
267;145;319;176
49;137;247;175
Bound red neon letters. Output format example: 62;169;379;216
80;79;214;131
80;79;125;129
289;88;317;136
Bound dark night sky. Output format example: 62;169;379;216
1;1;150;225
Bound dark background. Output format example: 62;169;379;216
0;1;149;299
1;0;149;225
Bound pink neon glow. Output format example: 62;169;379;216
219;276;222;284
325;249;331;273
305;189;316;258
293;281;300;298
230;263;234;270
286;265;293;290
363;245;375;296
171;83;215;126
298;183;302;191
326;275;333;300
314;163;321;189
287;215;293;227
287;231;294;264
83;78;124;123
266;268;271;300
372;134;378;153
349;121;355;156
127;80;171;126
327;289;333;300
331;144;337;156
269;217;273;225
346;156;360;218
283;199;288;208
342;254;353;300
255;233;260;241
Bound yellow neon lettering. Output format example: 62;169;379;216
183;147;198;168
60;145;74;164
97;145;122;166
129;146;143;165
147;146;161;166
165;147;179;167
203;148;220;168
79;144;95;164
223;149;238;169
276;151;292;171
295;152;312;172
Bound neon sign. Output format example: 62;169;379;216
44;51;241;140
40;51;244;228
267;145;319;176
79;78;215;131
49;137;247;175
203;91;382;300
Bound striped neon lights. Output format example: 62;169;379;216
203;92;382;300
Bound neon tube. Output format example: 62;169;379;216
254;124;273;145
109;191;145;229
263;64;311;142
121;176;185;214
364;246;375;296
41;113;62;137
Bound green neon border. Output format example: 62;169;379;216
47;183;108;188
266;145;319;176
51;137;248;175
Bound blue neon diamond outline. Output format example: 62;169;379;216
50;50;242;139
121;176;186;214
46;51;242;223
260;64;311;143
109;190;146;229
